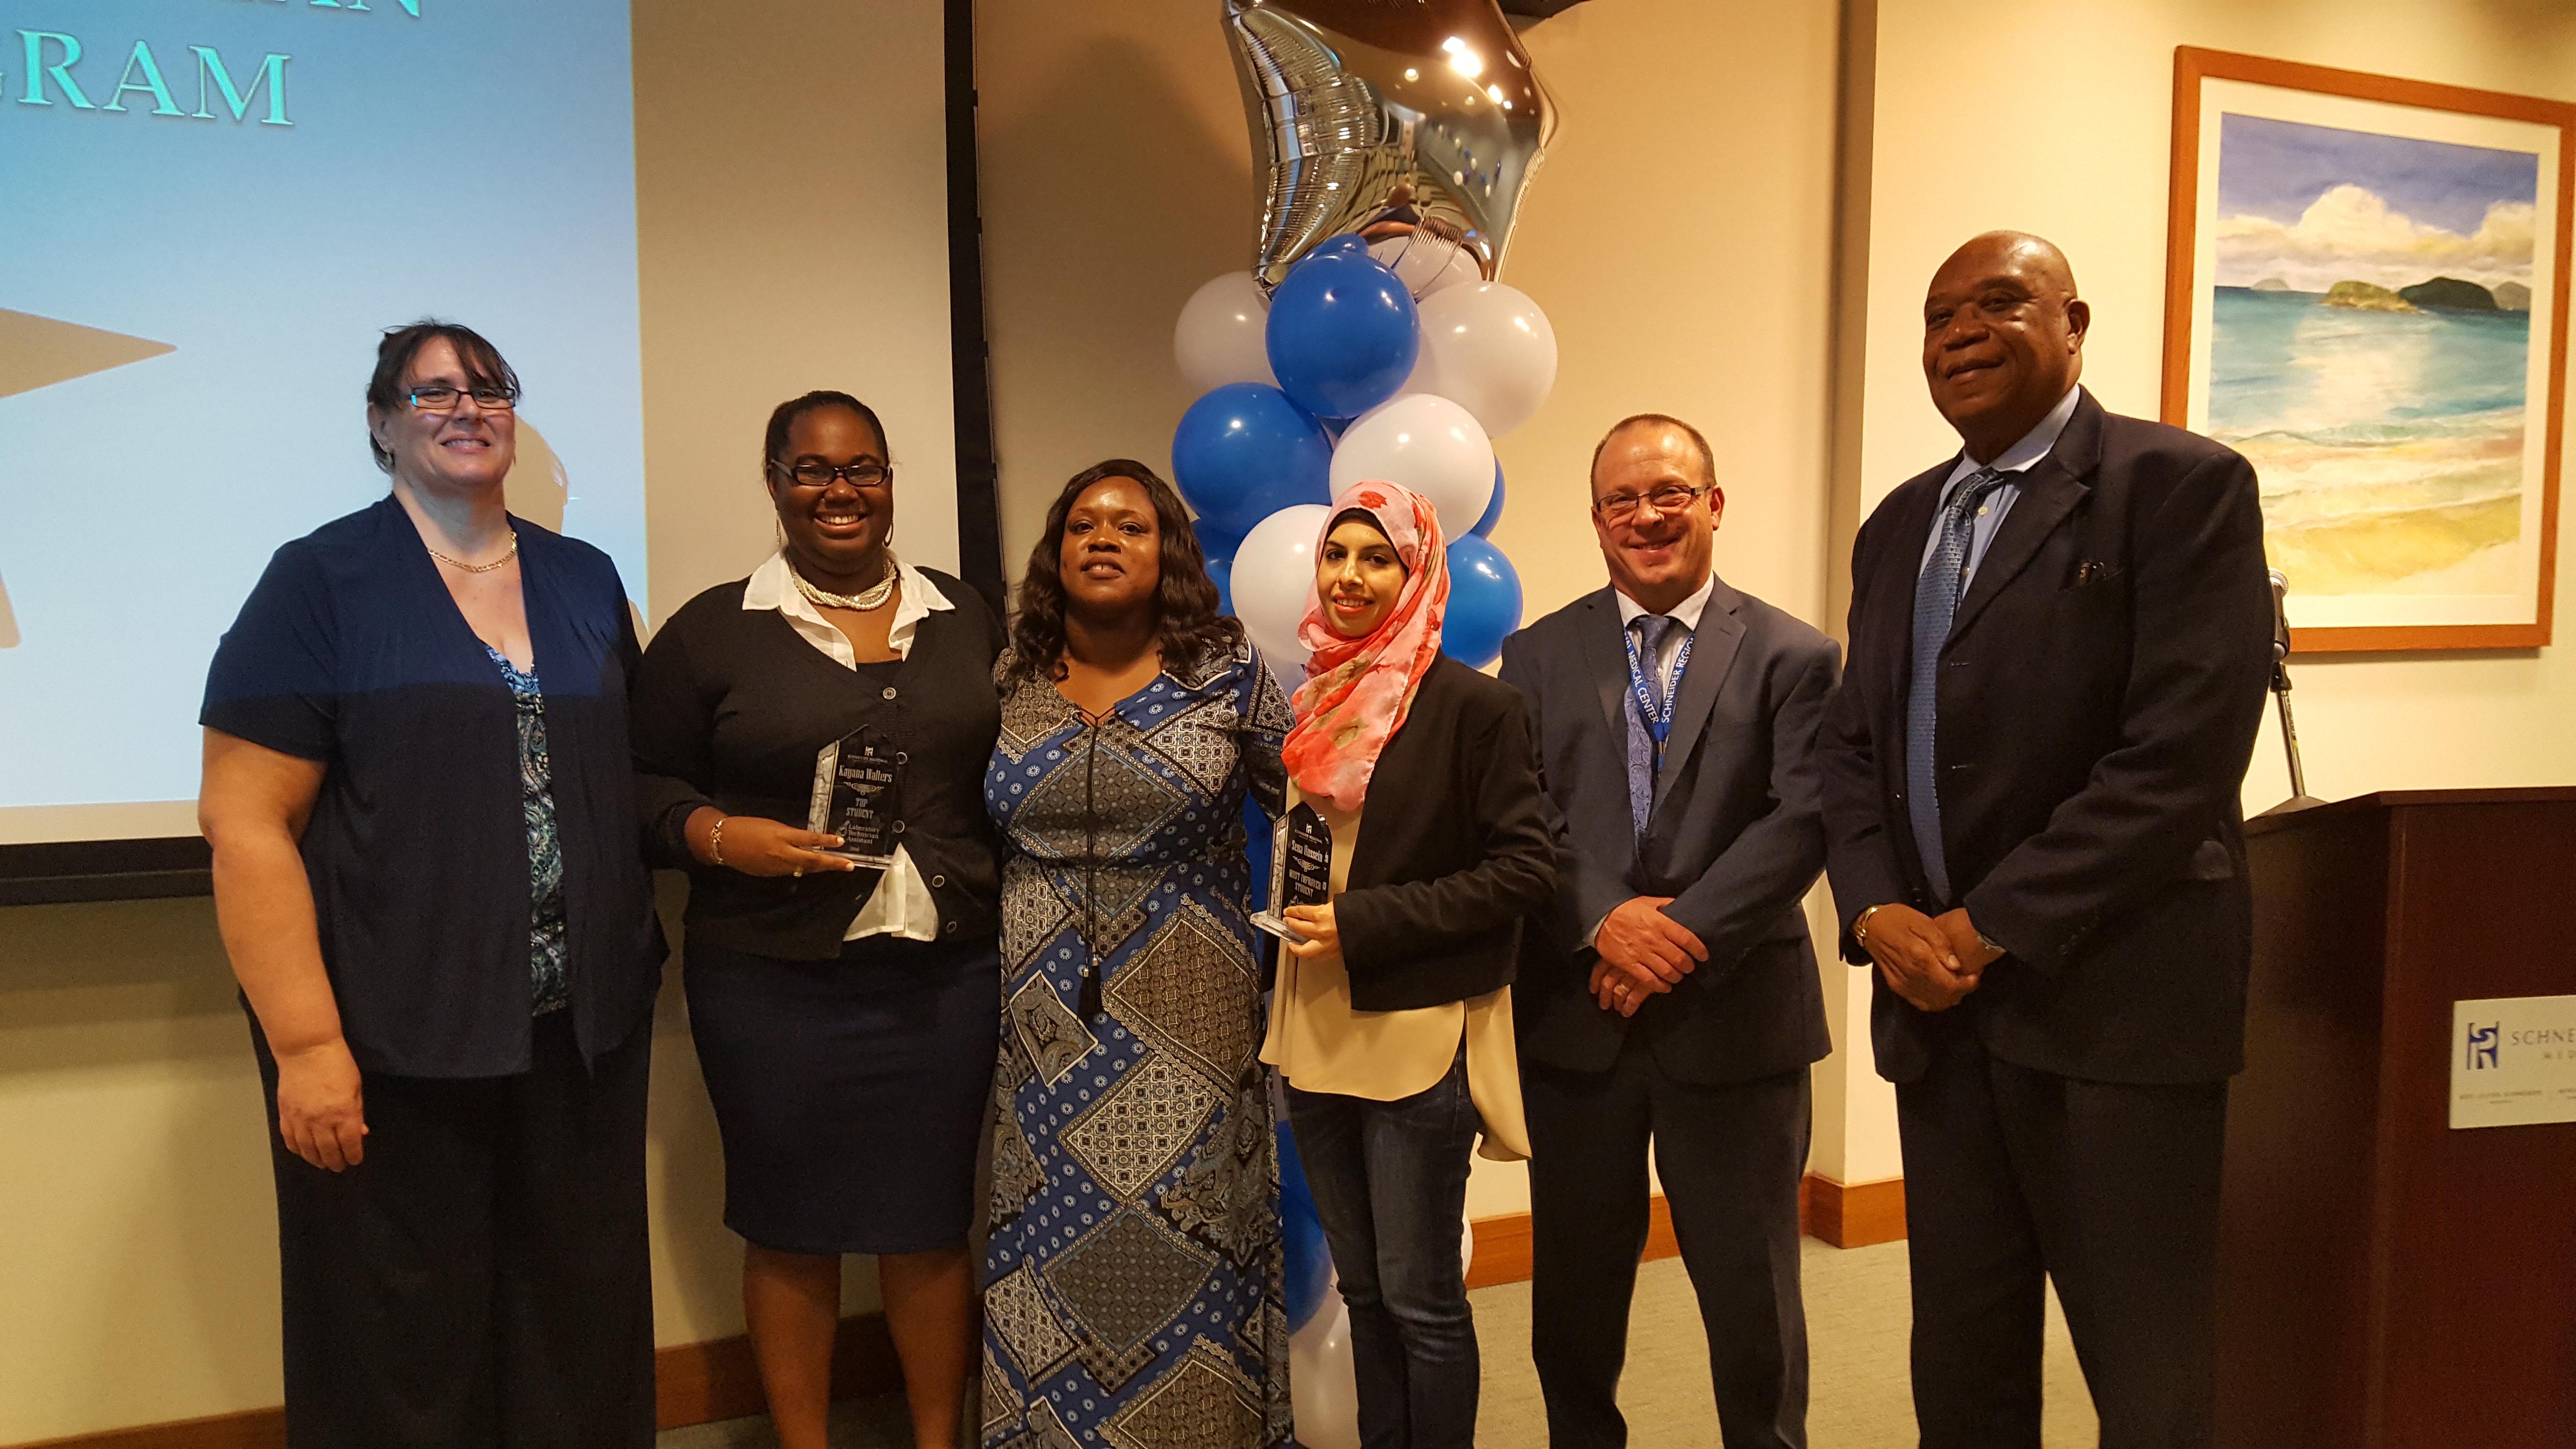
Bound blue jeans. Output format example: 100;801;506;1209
1287;1052;1481;1449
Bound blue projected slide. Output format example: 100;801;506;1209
0;1;644;842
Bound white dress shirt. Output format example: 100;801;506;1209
1611;570;1718;705
1918;385;2082;590
741;550;952;942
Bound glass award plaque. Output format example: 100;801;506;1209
1251;803;1333;943
806;726;901;869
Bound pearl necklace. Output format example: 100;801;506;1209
791;554;899;612
426;533;519;573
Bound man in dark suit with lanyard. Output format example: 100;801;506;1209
1500;414;1840;1449
1819;232;2272;1448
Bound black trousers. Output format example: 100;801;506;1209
254;1011;656;1449
1898;1027;2227;1449
1524;1041;1811;1449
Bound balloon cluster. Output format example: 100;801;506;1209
1170;239;1556;679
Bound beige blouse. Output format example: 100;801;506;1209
1259;783;1531;1162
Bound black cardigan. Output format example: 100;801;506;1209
1331;655;1558;1011
629;569;1007;959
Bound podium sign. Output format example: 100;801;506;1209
2450;994;2576;1128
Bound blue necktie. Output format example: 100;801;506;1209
1906;468;2007;902
1626;614;1680;837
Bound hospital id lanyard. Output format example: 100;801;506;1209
1621;622;1692;762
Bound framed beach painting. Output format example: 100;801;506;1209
2163;48;2575;651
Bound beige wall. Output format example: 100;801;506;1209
0;902;276;1442
973;0;1257;574
635;1;960;614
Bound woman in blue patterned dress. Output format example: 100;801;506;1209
981;460;1294;1449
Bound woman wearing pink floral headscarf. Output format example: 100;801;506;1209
1258;480;1555;1449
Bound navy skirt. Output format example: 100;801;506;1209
684;934;1000;1256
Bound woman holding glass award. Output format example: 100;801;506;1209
981;460;1296;1449
1257;480;1556;1449
629;391;1005;1449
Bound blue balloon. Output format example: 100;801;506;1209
1276;1115;1335;1331
1206;550;1235;615
1471;462;1505;538
1266;252;1420;421
1443;535;1524;668
1308;234;1371;262
1170;384;1334;540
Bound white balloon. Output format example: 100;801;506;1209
1330;395;1496;539
1173;272;1277;392
1461;1216;1477;1280
1402;282;1558;437
1288;1290;1361;1449
1230;503;1332;680
1367;231;1481;301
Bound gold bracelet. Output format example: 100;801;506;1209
708;815;728;868
1852;903;1886;948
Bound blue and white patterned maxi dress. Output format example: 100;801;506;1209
982;639;1294;1449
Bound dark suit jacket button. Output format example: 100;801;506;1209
931;874;946;888
944;921;957;934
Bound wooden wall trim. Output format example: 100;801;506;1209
7;1313;902;1449
1463;1173;1909;1289
21;1180;1914;1448
1803;1174;1908;1248
6;1409;286;1449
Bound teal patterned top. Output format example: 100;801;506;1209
487;644;570;1016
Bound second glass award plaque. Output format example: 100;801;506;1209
1251;803;1333;943
807;725;902;869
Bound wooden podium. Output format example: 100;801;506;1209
2219;788;2576;1447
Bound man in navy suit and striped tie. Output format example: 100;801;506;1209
1500;414;1841;1448
1819;233;2272;1448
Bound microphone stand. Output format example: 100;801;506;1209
2258;568;2327;817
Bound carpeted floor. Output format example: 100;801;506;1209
658;1238;2097;1448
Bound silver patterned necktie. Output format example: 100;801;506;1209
1905;467;2007;902
1626;613;1680;837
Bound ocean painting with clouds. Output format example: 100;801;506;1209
2208;113;2537;599
2168;51;2571;649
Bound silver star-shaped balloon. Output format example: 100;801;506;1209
1225;0;1557;290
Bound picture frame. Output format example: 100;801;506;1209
2162;47;2576;652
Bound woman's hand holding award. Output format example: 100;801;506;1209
808;726;902;869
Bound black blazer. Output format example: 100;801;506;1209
1331;655;1557;1012
1819;389;2273;1087
1499;576;1839;1085
630;569;1008;960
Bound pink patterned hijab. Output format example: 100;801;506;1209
1281;480;1449;811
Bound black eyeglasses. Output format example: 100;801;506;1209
772;459;891;489
405;385;519;412
1594;483;1710;525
